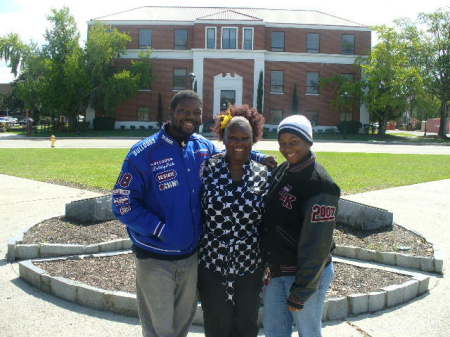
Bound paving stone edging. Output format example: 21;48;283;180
18;251;431;323
333;224;444;274
334;244;443;274
9;224;443;275
6;218;133;262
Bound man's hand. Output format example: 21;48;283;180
287;293;304;312
288;305;303;312
261;156;277;168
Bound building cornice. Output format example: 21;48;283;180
121;48;367;65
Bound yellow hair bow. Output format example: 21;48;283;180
219;106;233;129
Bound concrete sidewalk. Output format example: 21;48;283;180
1;174;449;336
1;136;450;154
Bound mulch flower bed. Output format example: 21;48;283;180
25;217;419;299
22;217;434;258
334;223;434;257
35;254;411;298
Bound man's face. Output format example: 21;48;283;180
170;98;202;137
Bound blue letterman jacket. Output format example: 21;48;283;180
112;126;266;258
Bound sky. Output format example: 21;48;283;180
0;0;448;83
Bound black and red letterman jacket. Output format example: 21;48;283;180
262;151;340;308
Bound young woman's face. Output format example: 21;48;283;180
224;123;253;165
170;98;202;137
278;132;311;165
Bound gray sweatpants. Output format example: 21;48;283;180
135;253;198;337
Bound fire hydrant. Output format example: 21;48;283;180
50;134;56;148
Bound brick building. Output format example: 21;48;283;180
89;6;371;130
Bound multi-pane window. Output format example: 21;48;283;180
175;29;188;50
305;111;319;126
206;27;216;49
173;68;187;89
306;72;320;94
341;34;355;54
243;28;253;50
270;71;284;93
137;107;150;121
271;32;285;51
222;28;237;49
306;33;319;53
139;29;152;48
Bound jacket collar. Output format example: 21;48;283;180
161;122;197;147
287;151;316;173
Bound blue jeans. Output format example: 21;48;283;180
263;262;334;337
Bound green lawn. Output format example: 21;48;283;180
1;149;449;194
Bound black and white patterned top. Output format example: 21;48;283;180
199;153;270;303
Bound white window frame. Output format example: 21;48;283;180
306;72;320;95
221;27;238;50
139;29;152;49
306;32;320;53
205;26;217;49
242;27;254;50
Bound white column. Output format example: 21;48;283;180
253;53;265;109
192;50;204;99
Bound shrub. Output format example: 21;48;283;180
140;125;146;130
120;125;125;130
337;120;362;134
93;117;115;130
130;125;136;130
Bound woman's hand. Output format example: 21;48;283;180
261;155;277;168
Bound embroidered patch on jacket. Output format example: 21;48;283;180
311;204;337;223
113;197;130;206
159;179;179;191
150;157;175;172
279;184;296;209
112;188;130;196
156;169;177;183
119;206;131;215
118;173;133;188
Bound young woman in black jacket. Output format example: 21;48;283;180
262;115;340;337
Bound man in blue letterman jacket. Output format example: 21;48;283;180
112;90;274;337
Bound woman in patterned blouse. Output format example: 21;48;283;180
198;105;270;337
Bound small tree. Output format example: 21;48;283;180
358;25;422;136
418;8;450;138
257;71;263;113
292;83;299;114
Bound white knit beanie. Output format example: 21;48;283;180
277;115;313;145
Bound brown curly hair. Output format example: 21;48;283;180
212;105;265;143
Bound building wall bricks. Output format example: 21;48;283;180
105;14;371;127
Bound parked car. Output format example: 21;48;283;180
0;116;11;131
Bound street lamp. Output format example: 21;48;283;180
187;72;196;91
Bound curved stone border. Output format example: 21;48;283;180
8;237;132;262
333;224;444;274
18;251;430;323
334;244;443;274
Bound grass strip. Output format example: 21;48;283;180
1;149;449;194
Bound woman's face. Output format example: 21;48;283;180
224;122;253;165
278;132;311;165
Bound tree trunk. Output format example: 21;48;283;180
438;101;448;139
378;117;386;137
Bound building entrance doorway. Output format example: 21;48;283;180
220;90;236;111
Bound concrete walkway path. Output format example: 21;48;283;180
1;136;450;155
1;174;449;336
